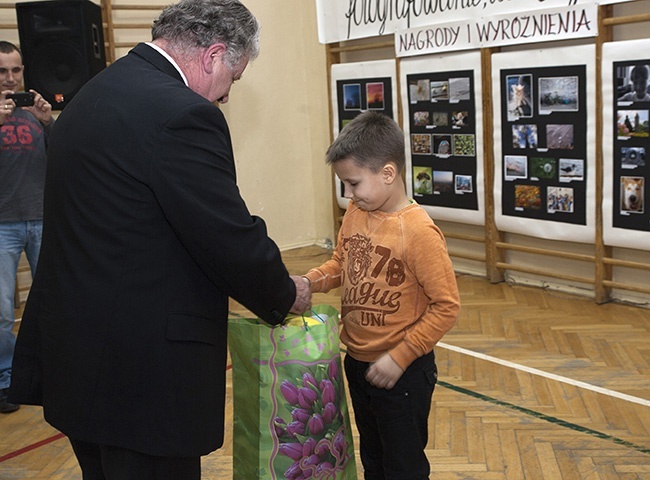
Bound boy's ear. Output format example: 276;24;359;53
382;162;399;184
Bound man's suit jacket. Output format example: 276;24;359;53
10;43;296;457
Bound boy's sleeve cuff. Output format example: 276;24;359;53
389;343;419;371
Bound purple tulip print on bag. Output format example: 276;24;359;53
228;305;357;479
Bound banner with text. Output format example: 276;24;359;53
396;3;597;57
315;0;631;45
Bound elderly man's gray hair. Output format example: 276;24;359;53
152;0;260;69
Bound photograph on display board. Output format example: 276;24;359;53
366;82;385;109
617;109;649;138
539;76;579;112
617;64;650;102
409;79;430;102
546;124;575;149
413;166;433;195
433;134;452;156
507;74;533;120
620;176;644;214
500;65;587;225
514;185;541;210
621;146;645;167
406;69;478;211
512;124;538;149
430;81;449;101
530;157;557;180
432;111;448;127
611;59;650;232
412;134;432;155
433;170;454;194
335;77;394;131
453;134;475;156
559;158;584;182
413;111;430;127
547;186;574;213
449;77;471;101
505;155;528;180
343;84;361;110
455;174;473;194
451;111;469;128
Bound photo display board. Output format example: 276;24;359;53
493;46;596;243
401;52;485;226
603;39;650;251
331;61;398;209
501;66;587;223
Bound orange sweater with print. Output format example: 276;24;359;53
305;201;460;370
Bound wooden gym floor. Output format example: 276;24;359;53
1;246;649;479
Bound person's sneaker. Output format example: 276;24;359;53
0;388;19;413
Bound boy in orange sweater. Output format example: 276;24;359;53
304;111;460;479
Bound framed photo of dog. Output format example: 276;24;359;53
602;39;650;251
400;51;485;226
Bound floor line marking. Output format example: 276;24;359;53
437;342;650;407
0;432;66;463
437;380;650;455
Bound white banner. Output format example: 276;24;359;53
315;0;623;44
396;3;598;57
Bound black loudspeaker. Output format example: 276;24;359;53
16;0;106;110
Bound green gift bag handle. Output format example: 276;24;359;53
300;309;328;330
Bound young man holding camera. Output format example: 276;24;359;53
0;40;53;414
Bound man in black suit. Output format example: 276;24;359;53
9;0;310;478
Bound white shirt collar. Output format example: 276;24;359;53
145;42;189;86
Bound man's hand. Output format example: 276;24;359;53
289;275;311;314
23;90;53;126
0;90;15;124
365;353;404;389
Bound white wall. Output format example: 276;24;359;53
221;1;334;250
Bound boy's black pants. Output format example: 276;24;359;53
344;351;437;480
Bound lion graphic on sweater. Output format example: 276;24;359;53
343;234;374;286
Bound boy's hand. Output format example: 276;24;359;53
365;353;404;390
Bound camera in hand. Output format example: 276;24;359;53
7;91;34;107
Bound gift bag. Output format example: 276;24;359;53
228;304;357;480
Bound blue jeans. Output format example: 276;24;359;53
0;220;42;390
344;351;438;480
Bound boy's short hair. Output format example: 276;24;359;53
326;111;405;173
